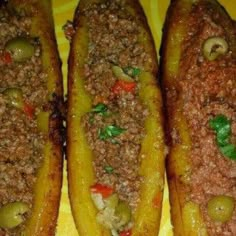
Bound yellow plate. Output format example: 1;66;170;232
52;1;236;235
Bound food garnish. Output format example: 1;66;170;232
91;103;108;116
123;66;141;77
98;125;126;141
209;115;236;160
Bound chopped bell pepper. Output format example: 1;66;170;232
119;229;132;236
23;103;35;119
2;51;12;64
111;80;136;94
90;183;114;198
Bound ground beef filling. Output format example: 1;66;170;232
173;2;236;235
0;7;48;234
82;1;149;212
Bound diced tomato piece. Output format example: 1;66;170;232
93;95;108;105
23;103;35;119
111;80;136;94
119;229;132;236
153;192;162;208
2;51;12;64
90;183;114;198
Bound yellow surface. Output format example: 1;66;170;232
52;0;235;235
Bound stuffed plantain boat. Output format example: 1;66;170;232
66;0;166;235
0;0;63;235
161;0;236;235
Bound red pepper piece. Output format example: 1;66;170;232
119;229;132;236
111;80;136;94
23;103;35;119
2;51;12;64
152;192;162;208
90;183;114;198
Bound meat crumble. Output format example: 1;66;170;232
0;5;48;235
168;1;236;235
79;0;153;231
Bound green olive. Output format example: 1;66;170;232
37;111;49;133
115;201;131;227
3;87;24;109
5;37;35;62
207;195;234;223
202;36;228;61
0;202;29;229
112;66;133;82
105;193;119;209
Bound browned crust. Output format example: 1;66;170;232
160;1;187;235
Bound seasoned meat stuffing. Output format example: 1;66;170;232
81;0;152;211
168;1;236;235
0;6;48;235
